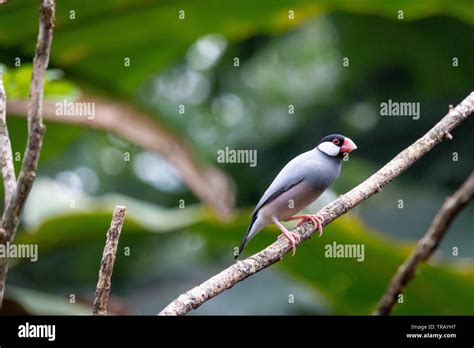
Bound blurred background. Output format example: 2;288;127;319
0;0;472;315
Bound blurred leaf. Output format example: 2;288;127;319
0;0;325;96
2;118;83;175
17;179;203;252
0;65;83;186
1;0;471;97
4;286;91;315
2;65;81;100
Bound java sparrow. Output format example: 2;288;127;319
236;134;357;258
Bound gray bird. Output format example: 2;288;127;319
236;134;357;258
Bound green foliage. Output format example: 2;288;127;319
0;0;472;96
0;65;82;181
2;65;80;100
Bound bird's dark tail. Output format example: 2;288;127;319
235;213;258;259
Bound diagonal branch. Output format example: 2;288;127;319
7;97;235;219
374;172;474;316
93;206;126;316
159;92;474;315
0;0;55;307
0;72;16;204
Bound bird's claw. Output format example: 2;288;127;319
291;214;324;237
277;230;300;255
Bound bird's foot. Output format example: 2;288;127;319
272;216;299;256
277;230;300;256
277;229;301;243
287;214;324;237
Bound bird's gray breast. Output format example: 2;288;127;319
305;155;342;190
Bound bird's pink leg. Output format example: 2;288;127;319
271;216;300;256
287;214;324;237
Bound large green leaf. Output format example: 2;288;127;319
0;0;472;97
0;0;323;96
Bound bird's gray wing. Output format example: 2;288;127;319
252;177;305;216
252;151;314;215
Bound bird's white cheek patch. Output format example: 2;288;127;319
317;142;340;157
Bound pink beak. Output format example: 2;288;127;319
341;137;357;154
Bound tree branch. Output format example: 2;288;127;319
159;92;474;315
93;206;126;316
0;0;55;307
7;97;235;219
0;72;16;204
374;172;474;316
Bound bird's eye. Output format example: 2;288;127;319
332;138;340;145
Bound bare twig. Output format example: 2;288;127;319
159;92;474;315
0;73;16;203
93;206;126;316
374;172;474;316
1;0;53;240
7;97;235;218
0;0;55;307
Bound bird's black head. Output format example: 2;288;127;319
317;134;357;158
